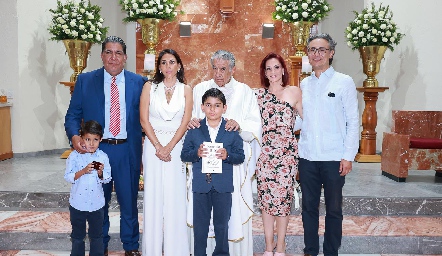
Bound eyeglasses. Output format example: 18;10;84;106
307;47;330;56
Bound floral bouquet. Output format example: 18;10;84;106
48;0;108;44
345;2;404;51
272;0;332;23
119;0;181;22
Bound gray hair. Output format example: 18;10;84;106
210;50;236;70
307;33;337;65
101;36;127;54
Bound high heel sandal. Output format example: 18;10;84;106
274;242;286;256
263;241;277;256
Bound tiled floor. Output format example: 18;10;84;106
0;154;441;255
2;252;442;256
1;154;441;197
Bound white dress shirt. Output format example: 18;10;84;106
103;70;127;139
206;118;222;143
64;149;112;212
298;66;359;162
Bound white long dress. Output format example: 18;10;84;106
142;81;189;256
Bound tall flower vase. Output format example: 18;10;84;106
289;21;314;57
359;46;388;87
63;39;92;83
138;18;161;54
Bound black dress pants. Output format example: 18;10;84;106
299;158;345;256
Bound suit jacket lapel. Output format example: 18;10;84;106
95;68;105;123
200;118;211;142
124;70;133;123
215;118;226;142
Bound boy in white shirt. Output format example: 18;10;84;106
64;120;111;256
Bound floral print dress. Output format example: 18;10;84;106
255;88;298;216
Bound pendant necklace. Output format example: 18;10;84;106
165;83;176;103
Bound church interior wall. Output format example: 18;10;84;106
1;0;440;154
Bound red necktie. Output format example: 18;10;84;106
109;76;120;137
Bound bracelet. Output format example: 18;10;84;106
153;141;160;147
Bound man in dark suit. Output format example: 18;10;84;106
181;88;245;256
65;36;146;256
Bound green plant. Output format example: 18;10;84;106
48;0;108;43
119;0;181;22
272;0;332;23
345;2;404;51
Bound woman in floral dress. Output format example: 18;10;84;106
255;53;303;256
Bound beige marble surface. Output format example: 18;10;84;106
1;211;441;237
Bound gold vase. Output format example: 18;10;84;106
359;46;388;87
63;39;92;83
288;21;314;57
138;18;161;54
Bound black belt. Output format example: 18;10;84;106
101;138;127;145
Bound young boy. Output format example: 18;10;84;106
181;88;245;256
64;120;111;256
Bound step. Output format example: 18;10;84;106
0;210;441;254
1;191;441;216
2;252;438;256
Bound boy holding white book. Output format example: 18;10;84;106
181;88;245;256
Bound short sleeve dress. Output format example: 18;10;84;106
255;88;299;217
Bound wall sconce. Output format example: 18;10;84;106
220;0;234;17
262;23;274;39
179;21;191;37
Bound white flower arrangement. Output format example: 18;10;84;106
48;0;108;44
345;2;404;51
272;0;332;23
119;0;181;22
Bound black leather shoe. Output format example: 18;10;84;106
125;250;141;256
104;248;108;256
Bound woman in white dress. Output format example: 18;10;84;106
140;49;193;256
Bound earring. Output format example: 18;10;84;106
160;70;162;74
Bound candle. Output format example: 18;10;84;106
301;56;312;73
144;54;156;71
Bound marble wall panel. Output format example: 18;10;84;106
391;111;442;138
409;148;442;170
381;132;410;178
135;0;294;88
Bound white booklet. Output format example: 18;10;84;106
202;142;223;174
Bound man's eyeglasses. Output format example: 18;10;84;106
307;47;330;56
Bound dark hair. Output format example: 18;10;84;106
101;36;127;54
80;120;103;138
307;33;337;65
202;88;226;106
152;49;186;84
259;52;289;88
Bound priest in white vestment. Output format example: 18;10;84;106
187;50;262;256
